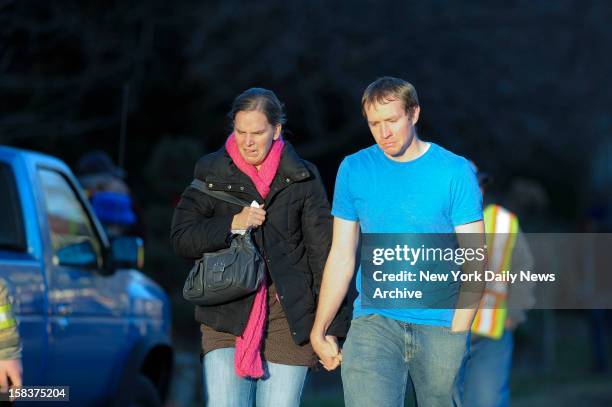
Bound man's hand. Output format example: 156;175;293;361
310;218;359;372
311;334;342;371
450;311;474;332
0;358;22;393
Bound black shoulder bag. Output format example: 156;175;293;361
182;179;265;306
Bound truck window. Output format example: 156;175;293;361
38;169;103;269
0;162;26;251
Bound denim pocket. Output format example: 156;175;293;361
352;313;380;324
445;328;470;336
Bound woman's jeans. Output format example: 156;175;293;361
203;347;308;407
341;314;469;407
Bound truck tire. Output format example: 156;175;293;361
125;375;162;407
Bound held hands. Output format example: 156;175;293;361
311;334;342;371
0;358;22;393
231;204;266;230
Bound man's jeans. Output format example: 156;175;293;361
457;331;513;407
341;314;469;407
203;347;308;407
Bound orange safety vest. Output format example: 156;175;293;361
471;204;519;339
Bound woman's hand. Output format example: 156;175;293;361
231;205;266;230
311;334;342;371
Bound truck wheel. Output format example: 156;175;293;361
125;375;162;407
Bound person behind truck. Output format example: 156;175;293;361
76;151;144;239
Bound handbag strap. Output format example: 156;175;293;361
189;179;251;207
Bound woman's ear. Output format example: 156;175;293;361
273;124;282;140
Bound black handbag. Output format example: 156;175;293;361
182;179;265;306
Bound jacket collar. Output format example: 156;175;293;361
276;141;310;182
204;140;311;201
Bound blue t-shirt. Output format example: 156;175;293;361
332;142;483;326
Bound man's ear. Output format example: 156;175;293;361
410;106;421;125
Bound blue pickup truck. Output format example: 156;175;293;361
0;146;173;406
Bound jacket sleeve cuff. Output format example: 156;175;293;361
326;311;351;338
205;215;235;250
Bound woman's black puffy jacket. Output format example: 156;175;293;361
171;142;350;344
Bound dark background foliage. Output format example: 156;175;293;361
4;0;612;327
3;2;612;404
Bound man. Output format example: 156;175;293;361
0;278;22;402
310;77;484;407
458;165;534;407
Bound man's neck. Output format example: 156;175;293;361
387;136;430;162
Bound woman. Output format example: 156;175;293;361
171;88;349;406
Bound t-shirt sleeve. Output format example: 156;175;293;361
331;158;359;221
450;159;483;226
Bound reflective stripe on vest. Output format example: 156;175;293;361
471;204;519;339
0;304;16;330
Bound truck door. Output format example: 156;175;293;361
37;168;131;405
0;160;47;386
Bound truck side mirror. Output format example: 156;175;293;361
55;240;98;268
110;236;144;270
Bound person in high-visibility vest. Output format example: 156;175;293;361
0;278;22;398
456;163;535;407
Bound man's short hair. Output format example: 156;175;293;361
361;76;419;118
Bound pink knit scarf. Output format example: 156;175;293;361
225;132;284;378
